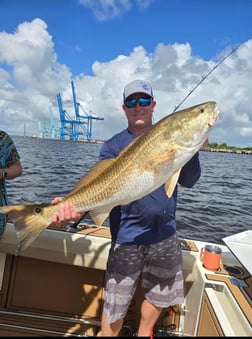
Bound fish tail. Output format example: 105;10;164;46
0;204;51;254
15;214;48;255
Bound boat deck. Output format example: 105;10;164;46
0;223;251;336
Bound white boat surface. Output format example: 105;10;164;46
0;223;251;337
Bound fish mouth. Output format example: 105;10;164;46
208;106;220;127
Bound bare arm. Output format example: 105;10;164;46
1;160;22;180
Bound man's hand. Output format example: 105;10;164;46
201;138;209;149
51;198;81;223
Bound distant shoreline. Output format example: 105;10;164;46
204;142;252;154
201;147;252;154
12;135;252;154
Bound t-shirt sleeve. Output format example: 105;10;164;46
0;132;20;168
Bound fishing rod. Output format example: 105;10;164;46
173;43;242;113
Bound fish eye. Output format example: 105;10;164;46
198;108;204;113
34;207;42;214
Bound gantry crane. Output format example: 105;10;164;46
57;81;104;141
71;80;104;141
39;107;60;139
57;92;79;140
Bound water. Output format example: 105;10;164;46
176;151;252;243
7;136;252;245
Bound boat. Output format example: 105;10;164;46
0;221;251;337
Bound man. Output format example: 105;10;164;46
52;80;202;336
0;131;23;236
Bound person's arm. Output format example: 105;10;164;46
178;152;201;188
1;160;22;180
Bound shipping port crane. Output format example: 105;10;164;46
71;80;104;141
57;92;79;140
39;107;60;139
57;81;104;141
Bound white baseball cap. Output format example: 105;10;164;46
123;80;153;101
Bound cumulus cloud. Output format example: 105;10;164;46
0;18;252;147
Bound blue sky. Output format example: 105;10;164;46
1;0;251;75
0;0;252;146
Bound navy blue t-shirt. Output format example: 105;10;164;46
99;129;201;245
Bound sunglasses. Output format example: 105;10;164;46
124;97;152;108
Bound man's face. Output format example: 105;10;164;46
122;93;156;133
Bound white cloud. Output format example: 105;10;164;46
78;0;131;21
0;18;252;147
78;0;154;21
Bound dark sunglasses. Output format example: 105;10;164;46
124;97;152;108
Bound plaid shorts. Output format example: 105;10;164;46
103;232;184;324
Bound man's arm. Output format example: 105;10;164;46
178;152;201;188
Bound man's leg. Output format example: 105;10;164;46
100;311;124;336
101;243;143;336
138;235;184;336
137;299;162;336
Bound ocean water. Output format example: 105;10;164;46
6;136;252;245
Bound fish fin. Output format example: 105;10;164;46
68;136;142;196
67;159;116;195
117;134;142;155
165;169;181;198
0;204;51;254
89;208;111;227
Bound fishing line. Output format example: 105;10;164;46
173;43;243;113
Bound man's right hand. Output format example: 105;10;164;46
51;198;81;223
